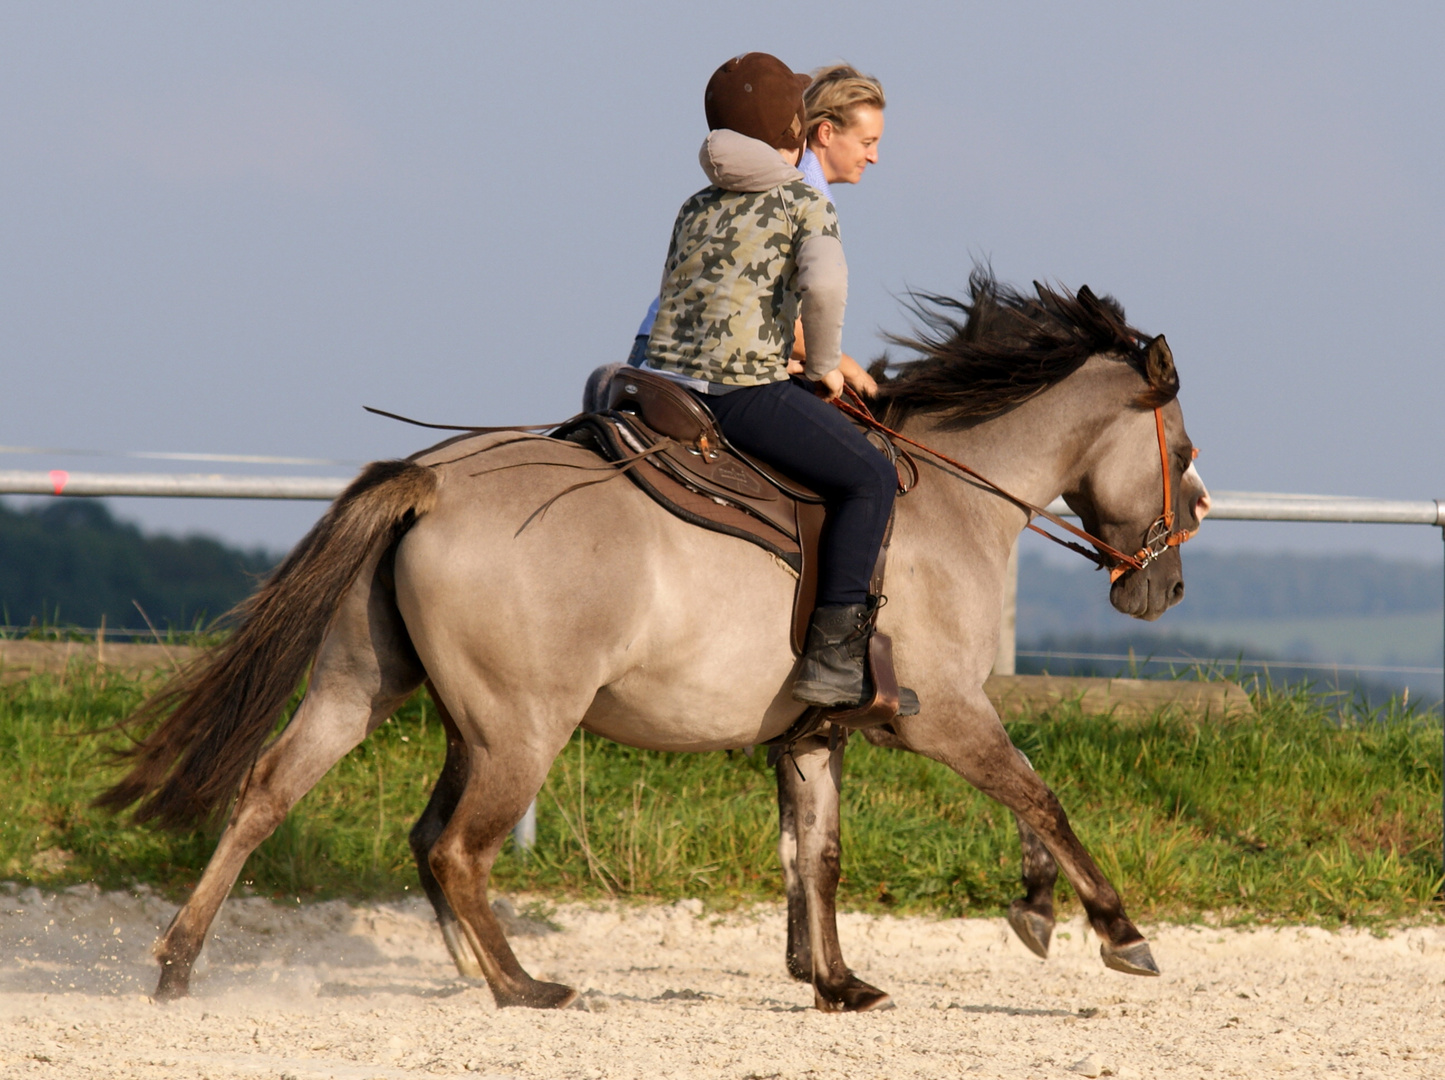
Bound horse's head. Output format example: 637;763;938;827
872;271;1212;621
1061;336;1211;621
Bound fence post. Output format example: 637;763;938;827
993;538;1019;676
513;799;537;856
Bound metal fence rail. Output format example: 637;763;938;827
1045;492;1445;526
0;470;348;500
6;468;1441;524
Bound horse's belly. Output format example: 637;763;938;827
580;649;806;752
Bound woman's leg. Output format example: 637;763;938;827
707;379;895;606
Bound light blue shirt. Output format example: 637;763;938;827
798;148;834;207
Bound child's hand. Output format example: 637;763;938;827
817;368;846;400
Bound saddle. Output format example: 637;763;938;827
556;367;903;731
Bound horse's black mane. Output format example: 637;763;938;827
870;269;1178;425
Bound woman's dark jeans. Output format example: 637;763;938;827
705;378;895;607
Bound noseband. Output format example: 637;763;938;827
834;392;1194;582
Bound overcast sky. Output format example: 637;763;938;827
2;1;1442;562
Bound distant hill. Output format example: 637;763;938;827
1017;550;1443;705
0;499;277;632
1018;550;1442;635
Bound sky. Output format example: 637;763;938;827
1;1;1442;562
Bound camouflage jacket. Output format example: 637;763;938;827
646;131;847;387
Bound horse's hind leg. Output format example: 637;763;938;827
153;571;423;1000
774;731;890;1012
408;684;483;980
425;720;576;1009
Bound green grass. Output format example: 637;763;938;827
1;667;1441;925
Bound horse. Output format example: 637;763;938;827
98;273;1211;1012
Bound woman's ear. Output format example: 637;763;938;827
813;119;835;148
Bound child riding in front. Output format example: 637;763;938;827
642;53;917;715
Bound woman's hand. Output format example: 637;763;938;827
839;355;877;398
816;368;847;400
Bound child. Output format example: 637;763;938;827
644;52;916;714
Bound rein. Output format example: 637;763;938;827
833;388;1193;582
364;388;1195;580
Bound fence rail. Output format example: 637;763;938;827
0;470;348;500
5;468;1441;525
1044;492;1445;526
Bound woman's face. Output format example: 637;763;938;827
812;105;884;185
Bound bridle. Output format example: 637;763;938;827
834;389;1196;582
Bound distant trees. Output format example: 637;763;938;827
0;499;275;631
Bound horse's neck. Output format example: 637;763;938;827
895;367;1117;556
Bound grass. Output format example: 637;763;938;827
1;666;1441;926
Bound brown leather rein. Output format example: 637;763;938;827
833;389;1195;582
365;389;1196;581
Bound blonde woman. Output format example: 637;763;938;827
789;64;886;394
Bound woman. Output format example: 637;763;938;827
642;53;915;714
789;64;886;391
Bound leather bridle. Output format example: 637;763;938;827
834;389;1196;582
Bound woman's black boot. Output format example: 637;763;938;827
792;602;920;715
792;603;872;707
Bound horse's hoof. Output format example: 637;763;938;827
1007;900;1053;959
496;980;579;1009
153;965;191;1002
1100;940;1160;976
815;974;893;1013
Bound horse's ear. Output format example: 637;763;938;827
1145;335;1177;390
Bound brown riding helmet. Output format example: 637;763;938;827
704;53;811;152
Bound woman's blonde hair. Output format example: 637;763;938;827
804;64;886;143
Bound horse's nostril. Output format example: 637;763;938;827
1170;581;1185;604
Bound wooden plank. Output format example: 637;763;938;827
0;640;200;683
2;642;1253;719
985;673;1254;720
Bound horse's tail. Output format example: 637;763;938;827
94;459;439;831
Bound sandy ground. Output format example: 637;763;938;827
2;883;1443;1079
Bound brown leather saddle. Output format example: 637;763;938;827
555;367;903;731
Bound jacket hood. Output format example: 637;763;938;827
698;129;803;193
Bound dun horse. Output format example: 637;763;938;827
99;274;1210;1011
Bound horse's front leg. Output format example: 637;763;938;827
1008;781;1059;959
772;730;891;1012
894;697;1158;976
769;742;813;984
860;726;1060;958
